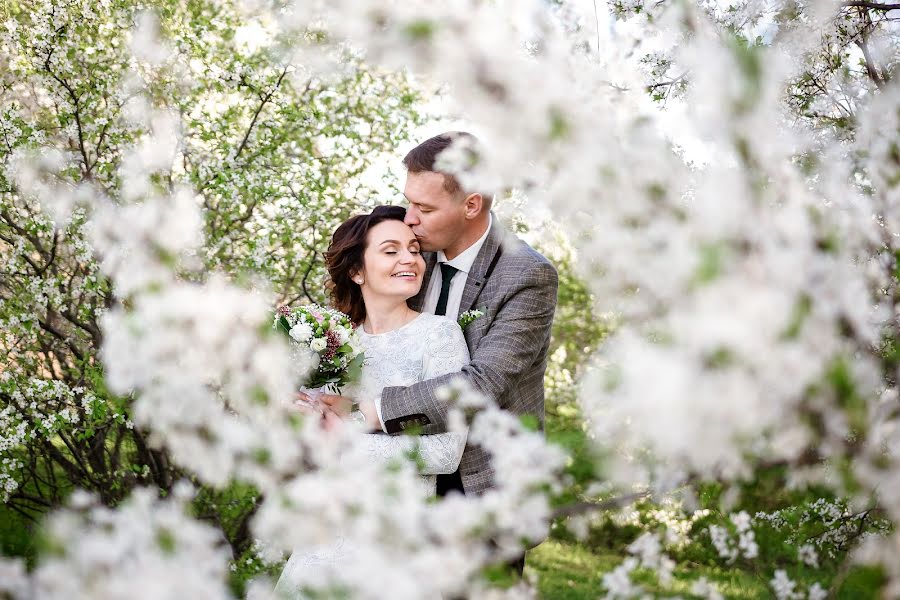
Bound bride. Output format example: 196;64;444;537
273;205;470;597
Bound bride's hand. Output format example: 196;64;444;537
321;408;345;432
317;393;353;417
292;391;323;415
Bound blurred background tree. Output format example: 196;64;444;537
0;0;423;566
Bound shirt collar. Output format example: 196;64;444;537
436;213;493;275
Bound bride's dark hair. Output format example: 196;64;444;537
325;205;408;324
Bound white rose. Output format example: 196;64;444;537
289;323;313;343
309;337;327;352
334;326;350;345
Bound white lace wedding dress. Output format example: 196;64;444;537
273;313;470;598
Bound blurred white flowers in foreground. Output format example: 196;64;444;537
2;0;900;596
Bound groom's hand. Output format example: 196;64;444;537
318;394;352;417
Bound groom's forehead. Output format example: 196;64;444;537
404;176;455;208
405;170;448;192
402;189;439;209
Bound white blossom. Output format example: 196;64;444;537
798;544;819;568
770;570;801;600
602;557;641;599
692;577;724;600
31;485;232;600
288;322;313;343
808;582;828;600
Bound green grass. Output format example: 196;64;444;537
527;539;772;599
527;538;886;599
526;539;616;598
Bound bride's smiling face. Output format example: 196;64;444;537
356;220;425;301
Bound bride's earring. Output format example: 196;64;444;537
354;277;363;285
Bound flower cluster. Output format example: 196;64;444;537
274;304;363;392
457;308;484;330
770;570;827;600
27;485;233;600
708;512;759;565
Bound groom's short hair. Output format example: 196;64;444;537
403;132;493;209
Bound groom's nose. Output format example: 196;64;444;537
404;207;419;226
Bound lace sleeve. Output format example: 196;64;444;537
403;317;468;473
357;431;466;475
422;317;470;379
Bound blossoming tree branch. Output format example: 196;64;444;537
0;0;898;598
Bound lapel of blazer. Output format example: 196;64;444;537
409;252;437;312
459;218;504;315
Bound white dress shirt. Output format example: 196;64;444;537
422;214;493;319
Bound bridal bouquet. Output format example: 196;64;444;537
274;304;364;392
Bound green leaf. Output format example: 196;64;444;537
156;528;177;554
404;20;437;41
548;108;570;141
345;352;365;383
277;315;292;335
894;250;900;283
519;414;541;432
694;242;725;284
780;294;812;340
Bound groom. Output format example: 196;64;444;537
345;131;559;499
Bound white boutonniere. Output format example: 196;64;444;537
458;308;484;330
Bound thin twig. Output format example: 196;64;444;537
647;71;689;92
233;65;290;161
841;1;900;10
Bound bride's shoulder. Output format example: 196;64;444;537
415;313;462;335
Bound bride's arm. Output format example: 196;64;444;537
360;318;470;475
356;429;467;475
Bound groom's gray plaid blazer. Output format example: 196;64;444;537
379;218;558;496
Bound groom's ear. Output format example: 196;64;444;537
463;193;483;220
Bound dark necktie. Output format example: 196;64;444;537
434;263;459;317
434;261;465;498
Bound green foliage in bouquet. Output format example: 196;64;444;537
274;304;364;392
